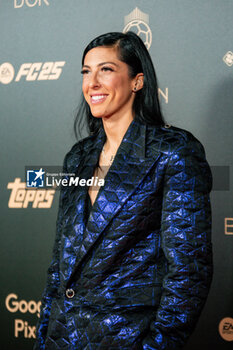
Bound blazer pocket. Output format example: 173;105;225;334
111;284;162;311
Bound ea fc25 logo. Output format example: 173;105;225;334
123;7;152;50
219;317;233;341
0;61;65;84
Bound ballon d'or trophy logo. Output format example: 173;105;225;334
123;7;152;50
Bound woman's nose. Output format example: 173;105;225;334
89;72;100;88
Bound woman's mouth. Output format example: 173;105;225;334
90;94;108;104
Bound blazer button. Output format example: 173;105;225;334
66;288;75;298
164;124;171;128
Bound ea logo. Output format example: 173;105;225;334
0;62;15;84
123;7;152;50
219;317;233;341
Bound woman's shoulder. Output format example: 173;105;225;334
146;123;206;157
69;133;96;154
63;134;97;172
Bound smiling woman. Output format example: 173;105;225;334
81;46;143;123
81;45;144;205
34;32;213;350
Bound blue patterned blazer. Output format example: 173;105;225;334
34;118;213;350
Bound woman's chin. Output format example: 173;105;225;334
91;114;104;119
90;109;108;119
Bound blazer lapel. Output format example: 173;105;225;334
67;118;161;283
61;127;107;281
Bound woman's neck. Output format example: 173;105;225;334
101;114;134;153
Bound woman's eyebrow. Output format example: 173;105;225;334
82;61;119;68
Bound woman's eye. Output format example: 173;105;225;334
80;69;89;75
101;67;113;72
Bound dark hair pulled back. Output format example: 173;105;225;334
74;31;165;138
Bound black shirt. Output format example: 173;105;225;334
84;191;93;225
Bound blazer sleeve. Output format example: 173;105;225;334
34;154;68;350
142;135;213;350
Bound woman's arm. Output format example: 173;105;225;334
142;135;213;350
33;155;68;350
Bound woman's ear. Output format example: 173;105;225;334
132;73;144;92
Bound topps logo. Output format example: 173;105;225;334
15;61;65;82
7;178;55;208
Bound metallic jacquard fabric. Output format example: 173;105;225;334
34;118;213;350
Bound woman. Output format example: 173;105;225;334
34;31;213;350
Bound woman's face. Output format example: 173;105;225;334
82;46;142;120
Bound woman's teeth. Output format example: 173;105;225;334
91;95;107;103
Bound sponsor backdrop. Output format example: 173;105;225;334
1;0;232;349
